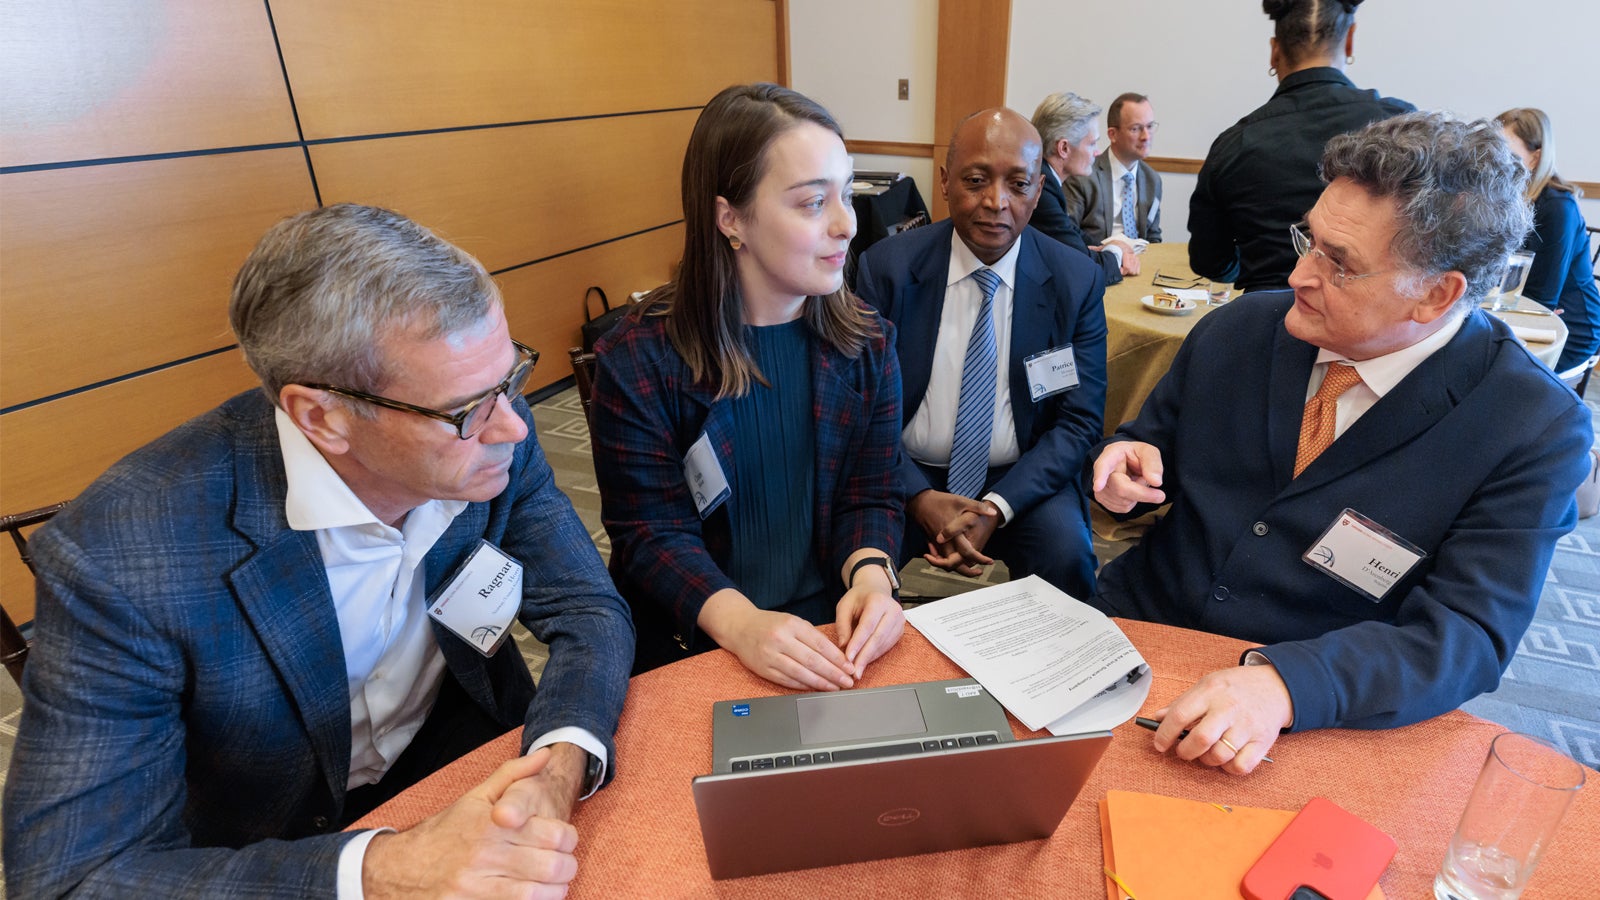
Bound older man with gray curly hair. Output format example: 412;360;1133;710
1088;111;1592;773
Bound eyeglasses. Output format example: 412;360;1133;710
304;341;539;440
1118;122;1159;136
1289;222;1387;288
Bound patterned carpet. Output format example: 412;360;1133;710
1;381;1595;886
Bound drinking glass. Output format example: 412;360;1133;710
1205;282;1232;306
1487;251;1536;312
1433;732;1585;900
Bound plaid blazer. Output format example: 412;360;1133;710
590;309;903;660
4;390;634;897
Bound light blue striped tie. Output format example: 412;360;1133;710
1121;169;1139;239
948;268;1001;498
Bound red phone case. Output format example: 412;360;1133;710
1240;797;1396;900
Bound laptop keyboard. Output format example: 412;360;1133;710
729;732;1002;772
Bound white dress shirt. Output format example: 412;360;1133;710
272;411;607;898
904;233;1022;521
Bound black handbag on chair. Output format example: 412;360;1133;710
581;286;632;353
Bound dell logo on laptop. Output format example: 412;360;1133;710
877;808;921;827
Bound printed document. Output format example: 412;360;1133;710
905;575;1149;734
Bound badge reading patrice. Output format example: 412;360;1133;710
684;431;731;519
1023;345;1079;401
1302;508;1425;602
427;540;522;657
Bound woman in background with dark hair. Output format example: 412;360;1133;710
1496;107;1600;377
1188;0;1413;292
590;83;905;687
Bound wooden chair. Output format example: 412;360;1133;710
1;501;69;685
568;346;599;419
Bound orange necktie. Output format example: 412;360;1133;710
1294;362;1362;477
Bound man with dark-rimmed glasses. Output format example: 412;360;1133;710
1088;113;1590;777
5;204;634;898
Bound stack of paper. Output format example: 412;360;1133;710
904;575;1149;734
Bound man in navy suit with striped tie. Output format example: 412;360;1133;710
855;108;1109;599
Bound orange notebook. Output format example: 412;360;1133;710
1099;790;1384;900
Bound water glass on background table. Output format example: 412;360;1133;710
1205;281;1232;305
1486;251;1536;312
1433;732;1585;900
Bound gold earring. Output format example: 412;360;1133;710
729;236;742;250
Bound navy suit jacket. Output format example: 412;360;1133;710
855;220;1108;520
4;390;635;897
1062;151;1163;245
1029;168;1124;285
1093;294;1592;731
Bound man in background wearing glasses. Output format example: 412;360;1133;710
5;204;635;898
1062;92;1164;247
1088;113;1590;776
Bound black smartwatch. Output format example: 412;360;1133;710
848;555;901;600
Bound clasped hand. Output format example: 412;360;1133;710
363;747;581;899
909;490;1000;576
700;587;902;692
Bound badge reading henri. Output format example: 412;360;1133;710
684;431;731;519
1302;508;1425;602
427;541;522;657
1023;345;1079;401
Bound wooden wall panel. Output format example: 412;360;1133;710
0;149;317;409
271;0;778;138
497;224;684;389
310;112;693;273
932;0;1012;221
0;351;260;622
0;0;299;168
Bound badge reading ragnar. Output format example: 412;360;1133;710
427;540;523;656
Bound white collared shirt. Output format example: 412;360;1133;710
274;411;610;898
277;407;468;789
904;233;1022;519
1305;314;1466;441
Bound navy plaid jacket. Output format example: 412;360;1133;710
591;308;903;659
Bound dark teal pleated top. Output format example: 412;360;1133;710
725;320;824;610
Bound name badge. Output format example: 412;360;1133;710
684;431;731;519
1023;344;1079;401
1302;508;1425;602
427;541;522;657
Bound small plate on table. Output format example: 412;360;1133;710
1140;294;1198;316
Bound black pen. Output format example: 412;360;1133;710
1134;716;1274;763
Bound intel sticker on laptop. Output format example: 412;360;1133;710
732;704;750;717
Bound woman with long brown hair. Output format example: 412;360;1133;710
1496;107;1600;377
590;83;905;686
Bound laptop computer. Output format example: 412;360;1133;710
692;678;1112;879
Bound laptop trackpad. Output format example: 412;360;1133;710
797;687;928;745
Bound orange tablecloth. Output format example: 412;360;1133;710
353;619;1599;897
